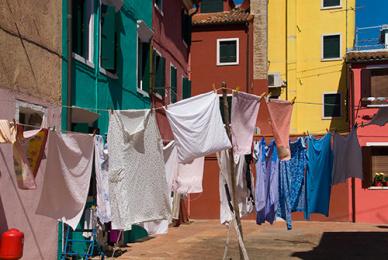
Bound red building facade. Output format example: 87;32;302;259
188;0;267;219
347;50;388;224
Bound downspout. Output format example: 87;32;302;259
285;0;288;100
245;21;250;93
67;0;73;131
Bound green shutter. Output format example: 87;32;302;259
323;35;340;59
141;42;150;93
181;10;192;45
201;0;223;13
324;94;341;117
219;41;237;63
182;77;191;99
171;66;177;103
101;5;116;70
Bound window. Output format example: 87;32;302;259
361;68;388;101
322;0;341;8
362;146;388;188
201;0;223;13
72;0;94;63
155;0;163;12
219;95;232;124
217;38;239;66
170;65;177;103
137;39;150;94
322;34;341;60
181;9;192;46
182;77;191;99
100;4;117;72
323;93;341;118
153;50;166;98
16;101;47;131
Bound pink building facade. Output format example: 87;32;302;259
347;50;388;224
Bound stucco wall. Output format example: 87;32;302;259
0;0;62;104
0;89;61;260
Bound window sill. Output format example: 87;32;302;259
322;116;342;120
321;5;342;10
154;3;164;16
368;186;388;190
217;62;239;66
137;88;150;98
366;104;388;108
321;57;342;62
73;53;95;69
99;67;118;79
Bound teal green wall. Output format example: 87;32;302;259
60;1;153;258
62;0;153;134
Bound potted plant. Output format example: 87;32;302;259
383;175;388;186
374;172;384;187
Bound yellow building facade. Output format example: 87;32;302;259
268;0;355;134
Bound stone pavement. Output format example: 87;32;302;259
116;220;388;259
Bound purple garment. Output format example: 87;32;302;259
255;139;279;225
231;92;260;155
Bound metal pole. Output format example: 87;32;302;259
221;82;244;259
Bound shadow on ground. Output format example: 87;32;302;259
292;232;388;259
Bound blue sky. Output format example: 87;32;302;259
355;0;388;49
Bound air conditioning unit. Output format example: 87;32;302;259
268;73;283;88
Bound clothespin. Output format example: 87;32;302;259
110;108;113;115
307;130;310;136
92;128;97;137
291;97;296;104
212;83;217;93
326;128;329;133
52;126;56;131
12;118;16;126
235;86;240;92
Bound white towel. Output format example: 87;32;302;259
36;132;94;230
165;92;232;163
174;157;205;194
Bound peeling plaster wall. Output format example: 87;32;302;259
0;0;62;104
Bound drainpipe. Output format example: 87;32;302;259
246;21;250;93
285;0;288;100
67;0;73;131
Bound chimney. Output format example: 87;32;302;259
380;24;388;49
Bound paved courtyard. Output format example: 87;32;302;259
116;220;388;259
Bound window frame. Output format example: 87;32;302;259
98;3;118;79
216;38;239;66
154;0;163;15
15;100;48;129
153;48;164;100
321;0;342;10
170;63;178;104
364;144;388;189
72;0;95;67
136;35;150;97
322;92;342;119
321;33;342;61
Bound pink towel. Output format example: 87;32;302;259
231;92;260;155
258;99;293;160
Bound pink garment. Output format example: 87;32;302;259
258;99;293;160
36;131;94;230
174;157;205;194
231;92;260;155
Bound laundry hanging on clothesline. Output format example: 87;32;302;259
332;127;363;185
108;109;171;231
0;120;16;144
94;135;112;224
364;106;388;127
217;150;254;225
231;91;260;155
13;125;48;190
165;91;232;163
36;131;94;230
